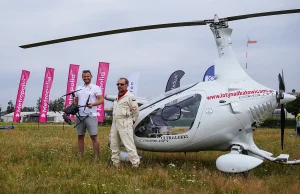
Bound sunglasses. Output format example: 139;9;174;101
116;83;125;86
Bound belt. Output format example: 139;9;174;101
114;115;131;119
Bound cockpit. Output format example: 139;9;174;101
135;93;202;138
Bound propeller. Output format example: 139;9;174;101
19;8;300;49
277;70;286;150
61;89;82;98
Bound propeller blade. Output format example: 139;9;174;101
19;21;206;49
278;73;285;92
280;104;285;150
225;9;300;22
282;69;285;90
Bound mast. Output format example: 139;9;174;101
209;15;251;83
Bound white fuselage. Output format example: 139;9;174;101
133;79;278;152
132;25;282;153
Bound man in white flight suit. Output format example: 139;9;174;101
110;77;140;167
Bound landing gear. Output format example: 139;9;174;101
241;170;249;178
216;145;263;176
223;170;249;179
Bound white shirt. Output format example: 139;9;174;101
74;83;102;116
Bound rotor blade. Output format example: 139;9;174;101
19;21;206;49
280;104;285;150
19;8;300;49
225;8;300;22
278;73;285;92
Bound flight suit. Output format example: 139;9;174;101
110;91;140;167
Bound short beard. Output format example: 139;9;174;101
84;81;91;85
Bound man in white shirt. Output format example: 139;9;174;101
74;70;104;161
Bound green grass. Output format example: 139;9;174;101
0;122;300;193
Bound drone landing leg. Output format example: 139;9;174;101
73;114;89;128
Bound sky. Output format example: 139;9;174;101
1;0;300;110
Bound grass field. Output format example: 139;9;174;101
0;122;300;193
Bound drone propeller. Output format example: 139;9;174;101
19;8;300;49
277;71;286;150
61;89;82;98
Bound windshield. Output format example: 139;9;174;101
139;82;199;111
135;93;202;138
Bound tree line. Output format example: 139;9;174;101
3;97;65;114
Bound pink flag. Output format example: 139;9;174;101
13;70;30;122
64;64;80;120
39;67;55;122
96;62;109;122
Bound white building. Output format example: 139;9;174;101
2;112;34;122
270;108;294;119
2;111;65;123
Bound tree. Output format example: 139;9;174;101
22;107;35;112
36;97;41;111
36;96;65;112
49;97;65;112
286;94;300;118
48;100;55;112
56;97;65;111
6;100;14;114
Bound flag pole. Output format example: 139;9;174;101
246;35;249;70
37;99;40;130
246;36;258;70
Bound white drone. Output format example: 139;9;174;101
20;8;300;174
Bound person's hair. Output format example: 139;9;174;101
82;70;92;75
119;77;129;85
